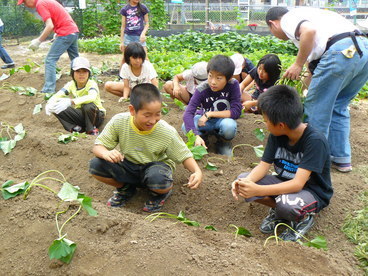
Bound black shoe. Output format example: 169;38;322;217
107;185;137;207
215;137;232;156
1;63;15;69
279;214;315;242
259;208;288;234
143;190;172;212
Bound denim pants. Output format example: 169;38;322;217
42;33;79;93
304;36;368;164
0;25;14;64
182;115;237;140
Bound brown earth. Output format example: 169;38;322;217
0;41;367;275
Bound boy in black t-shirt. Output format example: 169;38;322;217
231;85;333;242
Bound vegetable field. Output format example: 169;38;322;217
0;35;367;275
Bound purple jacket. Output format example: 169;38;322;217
183;79;242;135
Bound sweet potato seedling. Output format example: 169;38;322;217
204;156;227;171
231;144;264;159
229;224;252;239
185;130;208;160
146;211;200;227
0;122;26;154
17;170;98;263
263;222;327;250
57;132;88;144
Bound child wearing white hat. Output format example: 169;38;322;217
45;56;106;135
163;61;208;104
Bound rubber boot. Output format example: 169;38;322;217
215;137;233;156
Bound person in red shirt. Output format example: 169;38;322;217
17;0;79;94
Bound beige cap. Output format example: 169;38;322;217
230;53;244;75
71;57;91;72
191;61;208;84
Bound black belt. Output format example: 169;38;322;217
309;30;367;74
326;29;367;58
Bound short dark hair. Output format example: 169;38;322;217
207;55;235;81
257;85;303;129
257;54;281;85
265;7;289;26
124;42;146;65
130;83;162;112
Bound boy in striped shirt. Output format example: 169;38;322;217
89;83;202;212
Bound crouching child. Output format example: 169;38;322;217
45;56;105;135
231;85;333;241
89;83;203;212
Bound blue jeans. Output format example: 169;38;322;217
42;33;79;93
0;25;14;64
123;34;146;47
182;115;237;140
304;36;368;164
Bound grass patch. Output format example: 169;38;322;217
342;165;368;274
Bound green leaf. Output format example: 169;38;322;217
253;145;265;158
177;210;186;221
58;182;80;201
0;140;16;154
204;225;217;231
23;64;31;73
174;99;186;110
33;104;42;115
44;93;53;101
302;236;328;250
14;123;24;134
48;238;77;264
236;226;252;237
205;161;218;171
253;128;265;142
77;194;98;216
185;130;196;148
2;181;30;200
191;145;208;160
161;107;169;115
183;220;200;227
58;133;78;144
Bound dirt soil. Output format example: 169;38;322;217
1;42;367;275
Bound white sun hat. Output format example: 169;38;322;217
71;56;91;73
230;53;244;75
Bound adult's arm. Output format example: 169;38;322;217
284;21;316;80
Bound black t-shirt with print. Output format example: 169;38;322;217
262;125;333;209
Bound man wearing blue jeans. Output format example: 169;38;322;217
0;18;15;69
17;0;79;93
266;7;368;173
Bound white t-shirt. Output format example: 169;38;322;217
182;69;198;95
119;61;158;89
281;7;356;61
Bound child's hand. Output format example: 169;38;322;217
102;149;124;163
173;86;180;97
231;180;240;200
236;178;260;198
242;101;254;112
186;170;203;189
197;115;208;127
195;135;207;149
118;96;128;103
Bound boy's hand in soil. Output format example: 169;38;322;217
102;149;124;163
187;170;203;190
195;135;207;149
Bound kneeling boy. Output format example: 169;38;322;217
231;85;333;241
90;83;203;212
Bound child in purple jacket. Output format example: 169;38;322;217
183;55;242;156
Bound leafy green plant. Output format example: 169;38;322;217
9;61;40;75
185;130;208;160
229;224;252;239
263;222;328;250
148;0;167;30
0;122;26;154
146;211;200;227
253;128;265;142
161;101;170;115
174;99;186;110
17;170;98;263
58;132;87;144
